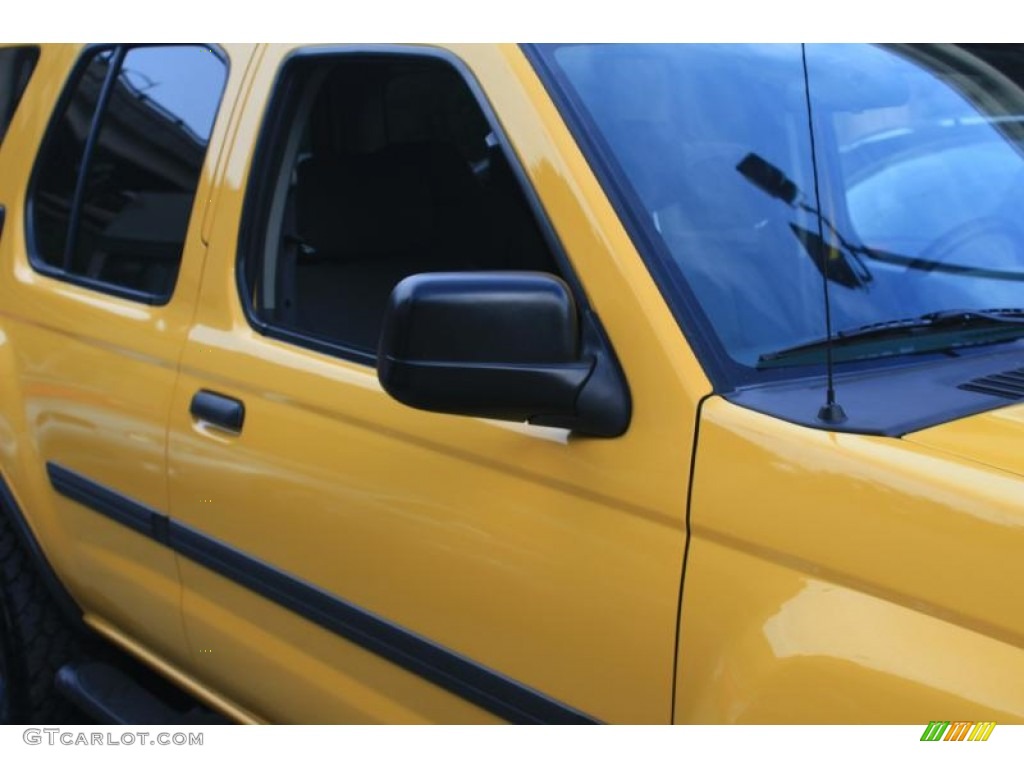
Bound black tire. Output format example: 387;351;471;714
0;513;80;724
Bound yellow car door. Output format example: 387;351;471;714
164;43;709;723
0;44;251;670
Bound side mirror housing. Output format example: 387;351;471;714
377;272;631;437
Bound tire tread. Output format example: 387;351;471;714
0;515;80;724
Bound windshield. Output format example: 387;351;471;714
532;44;1024;382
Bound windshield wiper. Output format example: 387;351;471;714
757;308;1024;368
737;152;1024;286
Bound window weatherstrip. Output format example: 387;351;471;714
62;45;124;272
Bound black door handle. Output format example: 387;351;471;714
190;390;245;433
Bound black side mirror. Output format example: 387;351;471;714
377;272;630;437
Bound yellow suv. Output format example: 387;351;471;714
1;43;1024;725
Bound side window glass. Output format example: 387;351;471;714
33;50;114;269
242;54;560;361
31;45;227;300
0;46;40;149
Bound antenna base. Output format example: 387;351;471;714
817;402;847;424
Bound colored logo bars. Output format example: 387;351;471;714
920;721;996;742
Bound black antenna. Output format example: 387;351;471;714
801;44;847;425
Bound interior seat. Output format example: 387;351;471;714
290;141;491;352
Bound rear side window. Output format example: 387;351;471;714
0;46;39;148
30;45;227;302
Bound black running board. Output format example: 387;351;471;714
56;661;230;725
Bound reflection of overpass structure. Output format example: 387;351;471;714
43;55;205;201
34;51;209;291
78;57;205;248
86;64;207;288
97;64;206;191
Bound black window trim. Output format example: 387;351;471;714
24;43;230;307
62;46;125;274
236;44;600;370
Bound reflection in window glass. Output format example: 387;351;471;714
836;46;1024;277
70;46;226;296
550;44;818;367
32;49;113;269
539;44;1024;372
31;45;227;299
